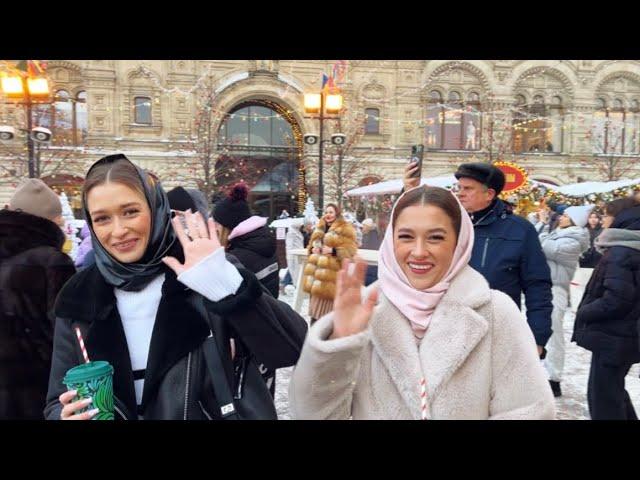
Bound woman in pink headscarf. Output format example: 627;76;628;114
289;186;555;420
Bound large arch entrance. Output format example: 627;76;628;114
217;99;303;220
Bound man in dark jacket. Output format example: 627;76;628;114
572;200;640;420
404;162;553;355
0;179;76;419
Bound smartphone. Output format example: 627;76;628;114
408;144;424;179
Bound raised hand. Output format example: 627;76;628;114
330;258;379;339
403;161;420;191
162;210;223;276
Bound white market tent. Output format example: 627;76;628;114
269;218;296;229
548;178;640;197
344;175;556;197
344;175;458;197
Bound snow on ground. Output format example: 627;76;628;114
274;268;640;420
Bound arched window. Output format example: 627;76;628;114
513;95;564;153
52;90;74;145
75;91;88;144
217;102;300;220
32;89;89;146
219;104;294;146
364;108;380;134
425;90;481;151
134;96;152;125
592;96;638;154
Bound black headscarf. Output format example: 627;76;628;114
84;154;178;292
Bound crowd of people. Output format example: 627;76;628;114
1;152;639;420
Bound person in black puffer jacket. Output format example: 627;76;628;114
572;197;640;420
212;184;280;299
1;179;76;419
213;183;281;396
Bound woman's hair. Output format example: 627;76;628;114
392;186;462;238
83;158;151;210
605;197;639;219
325;203;342;219
218;225;231;248
587;211;601;227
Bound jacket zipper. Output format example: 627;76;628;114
198;400;213;420
183;352;192;420
481;238;490;268
114;405;128;420
113;397;131;420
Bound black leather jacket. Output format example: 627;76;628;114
44;261;307;420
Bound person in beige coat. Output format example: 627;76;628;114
289;186;556;420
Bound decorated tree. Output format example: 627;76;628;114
302;197;319;225
581;121;639;181
154;75;264;202
322;107;376;209
59;192;81;260
0;142;88;188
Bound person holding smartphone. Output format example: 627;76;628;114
403;162;553;362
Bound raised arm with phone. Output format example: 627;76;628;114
403;145;424;191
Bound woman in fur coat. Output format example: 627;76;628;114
303;203;358;325
289;186;556;420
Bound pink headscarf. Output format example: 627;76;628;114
378;187;474;339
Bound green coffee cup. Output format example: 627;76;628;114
63;361;114;420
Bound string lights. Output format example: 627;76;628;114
3;60;640;210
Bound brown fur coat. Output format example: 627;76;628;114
302;217;358;300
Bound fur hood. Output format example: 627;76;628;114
0;209;64;259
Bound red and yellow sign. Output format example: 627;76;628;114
493;161;528;196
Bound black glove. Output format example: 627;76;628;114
539;346;547;360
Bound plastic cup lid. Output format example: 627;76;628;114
63;361;114;385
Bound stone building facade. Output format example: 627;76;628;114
2;60;639;216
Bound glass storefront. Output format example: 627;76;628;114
217;101;301;220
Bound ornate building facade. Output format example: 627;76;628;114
2;60;640;216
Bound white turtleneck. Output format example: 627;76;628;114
114;248;243;408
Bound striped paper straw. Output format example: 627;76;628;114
75;327;90;364
420;377;427;420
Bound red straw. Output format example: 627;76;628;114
75;327;90;364
420;377;428;420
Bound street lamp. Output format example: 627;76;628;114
0;64;51;178
303;90;343;212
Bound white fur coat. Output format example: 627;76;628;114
289;266;556;420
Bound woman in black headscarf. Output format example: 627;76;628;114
45;154;307;420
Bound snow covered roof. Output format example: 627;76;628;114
269;218;299;228
344;175;458;196
344;175;601;198
549;178;640;197
83;149;197;158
